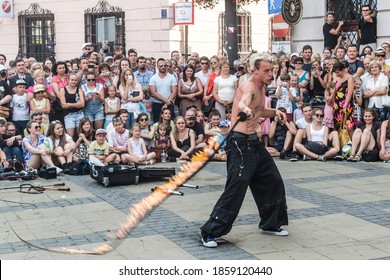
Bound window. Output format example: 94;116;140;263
219;7;252;57
84;0;125;55
18;3;55;62
326;0;377;45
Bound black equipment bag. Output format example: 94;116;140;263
68;160;90;176
138;167;176;180
90;165;139;187
38;166;57;179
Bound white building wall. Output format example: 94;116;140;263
291;0;390;56
0;0;270;66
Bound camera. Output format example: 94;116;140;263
88;64;95;69
238;65;245;71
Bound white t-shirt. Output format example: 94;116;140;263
296;118;311;130
276;87;293;113
149;73;177;103
107;128;129;148
214;75;238;101
47;133;73;149
195;70;210;86
11;93;30;121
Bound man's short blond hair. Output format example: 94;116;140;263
249;52;276;71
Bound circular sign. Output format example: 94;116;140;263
2;0;11;13
272;14;289;38
282;0;303;25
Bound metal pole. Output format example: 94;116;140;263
225;0;238;69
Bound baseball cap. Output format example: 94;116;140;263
95;128;107;136
15;79;27;86
82;43;93;49
375;47;386;53
104;56;114;62
33;84;46;93
291;52;299;57
219;120;229;127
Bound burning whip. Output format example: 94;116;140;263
9;113;248;255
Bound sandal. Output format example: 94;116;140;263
347;154;356;162
351;154;362;162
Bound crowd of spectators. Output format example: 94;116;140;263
1;22;390;174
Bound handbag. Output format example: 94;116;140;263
305;141;328;155
201;100;215;114
339;113;351;148
363;149;379;162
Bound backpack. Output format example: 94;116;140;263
68;160;90;175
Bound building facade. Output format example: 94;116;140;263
291;0;388;55
0;0;271;65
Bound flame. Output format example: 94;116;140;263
22;136;218;255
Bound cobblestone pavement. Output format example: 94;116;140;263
1;159;390;260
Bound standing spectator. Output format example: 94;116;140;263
29;84;51;127
0;65;13;112
293;57;310;101
202;56;221;114
364;60;389;122
81;72;105;130
212;61;238;120
323;11;343;51
177;65;203;116
359;5;377;54
26;69;56;102
10;79;30;135
8;59;34;91
332;62;354;136
0;54;6;66
119;69;144;127
195;56;210;86
104;85;120;129
302;45;313;72
59;73;85;137
50;61;69;123
275;73;294;121
149;58;178;122
127;48;138;72
309;59;326;100
346;44;364;78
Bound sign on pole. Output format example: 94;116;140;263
268;0;282;15
0;0;14;18
174;1;194;25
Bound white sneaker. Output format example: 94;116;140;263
303;154;309;161
261;228;289;236
89;155;105;167
55;166;63;175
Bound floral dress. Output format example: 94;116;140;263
333;80;354;130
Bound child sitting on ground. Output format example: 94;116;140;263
88;128;119;166
154;123;171;162
213;120;229;161
124;123;156;165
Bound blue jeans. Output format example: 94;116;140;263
3;146;24;162
200;132;288;238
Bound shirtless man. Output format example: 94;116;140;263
200;52;289;248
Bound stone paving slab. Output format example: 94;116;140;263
1;160;390;260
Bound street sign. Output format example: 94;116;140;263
272;41;291;53
174;1;194;25
0;0;13;18
272;13;289;38
268;0;282;15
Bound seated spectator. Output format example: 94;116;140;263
184;107;206;149
46;120;75;173
107;116;130;163
204;109;221;138
267;107;297;159
123;123;156;165
167;116;196;161
22;120;62;174
380;117;390;162
106;109;129;134
136;113;154;150
74;118;95;161
88;128;119;165
290;103;313;161
29;84;51;127
23;110;47;136
154;123;171;162
1;121;23;162
195;108;206;125
212;119;229;161
347;108;380;162
152;107;174;136
295;108;339;161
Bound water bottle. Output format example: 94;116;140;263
161;150;167;163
